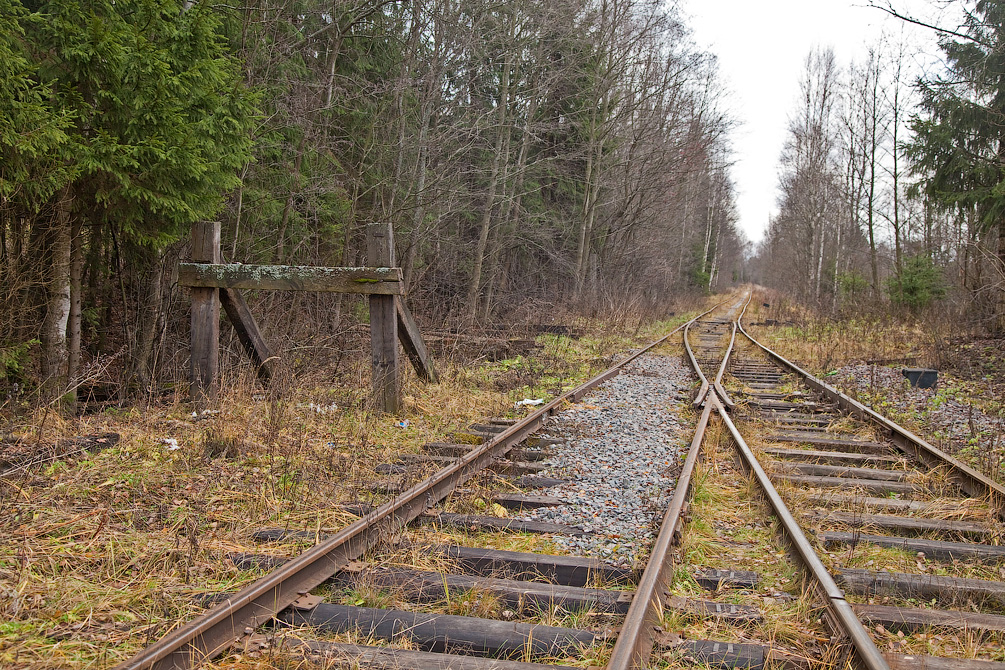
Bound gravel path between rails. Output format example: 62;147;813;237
518;354;695;567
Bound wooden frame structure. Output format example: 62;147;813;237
179;221;436;413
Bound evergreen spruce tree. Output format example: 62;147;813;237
6;0;256;400
0;0;72;210
26;0;256;244
907;0;1005;332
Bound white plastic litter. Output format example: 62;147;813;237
162;438;181;451
396;420;410;429
515;398;545;407
300;401;339;415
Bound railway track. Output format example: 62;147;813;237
115;304;717;670
724;299;1005;669
115;292;1005;670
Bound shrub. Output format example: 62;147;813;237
887;255;946;313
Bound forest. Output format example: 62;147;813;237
755;2;1005;334
1;0;745;408
2;0;1005;411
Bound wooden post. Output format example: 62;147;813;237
367;223;399;413
396;296;438;383
220;288;274;385
190;221;221;407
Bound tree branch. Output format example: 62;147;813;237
865;2;992;49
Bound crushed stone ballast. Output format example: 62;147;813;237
516;355;694;566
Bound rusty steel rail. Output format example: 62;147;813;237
711;293;750;410
116;309;721;670
708;392;890;670
683;315;709;407
711;317;737;410
685;293;747;408
736;311;1005;512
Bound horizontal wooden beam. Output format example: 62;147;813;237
855;603;1005;634
177;263;403;294
838;568;1005;606
821;531;1005;562
430;544;637;587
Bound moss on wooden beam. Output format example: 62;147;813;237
178;263;403;294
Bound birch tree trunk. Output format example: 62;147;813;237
574;88;610;298
996;223;1005;333
890;51;904;273
41;186;73;402
67;218;83;407
481;81;537;320
866;68;880;299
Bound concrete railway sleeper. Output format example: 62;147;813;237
115;289;1005;670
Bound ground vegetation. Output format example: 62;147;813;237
0;310;690;668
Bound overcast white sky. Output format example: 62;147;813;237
683;0;953;245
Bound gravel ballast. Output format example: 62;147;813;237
831;364;1004;454
517;354;695;567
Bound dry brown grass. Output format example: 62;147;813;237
0;368;503;667
665;419;832;666
743;290;925;373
